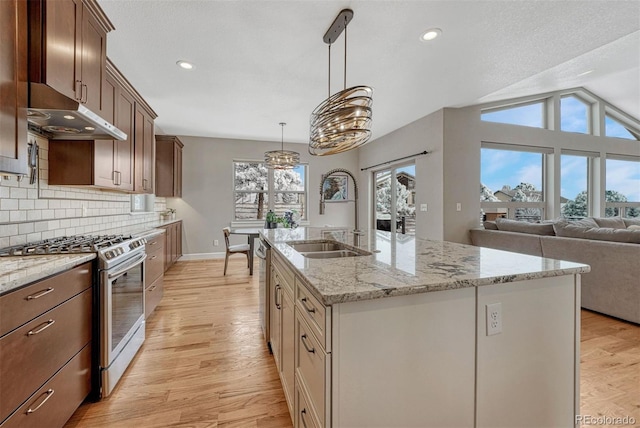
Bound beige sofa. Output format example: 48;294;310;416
470;217;640;324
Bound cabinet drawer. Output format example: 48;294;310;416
145;233;165;253
145;276;164;319
295;310;331;427
145;247;165;286
0;262;92;337
295;379;322;428
272;254;293;295
0;344;92;428
0;288;92;422
296;278;331;352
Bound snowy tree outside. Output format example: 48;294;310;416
234;162;306;220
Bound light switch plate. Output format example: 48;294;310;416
420;204;428;212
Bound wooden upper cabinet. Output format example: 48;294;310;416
134;104;156;194
0;0;28;176
28;0;113;114
156;135;184;197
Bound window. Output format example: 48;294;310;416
481;101;544;128
605;157;640;218
560;95;589;134
605;115;639;140
560;154;590;219
233;161;307;221
481;145;546;221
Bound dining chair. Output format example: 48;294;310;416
222;227;250;275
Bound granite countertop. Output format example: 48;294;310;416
261;227;590;305
0;254;96;296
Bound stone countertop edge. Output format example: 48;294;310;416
260;228;590;306
0;253;97;296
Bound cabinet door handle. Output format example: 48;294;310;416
27;319;55;336
143;178;148;190
75;80;82;100
26;287;54;300
81;84;88;103
301;334;315;354
274;285;281;310
26;389;55;414
300;297;316;314
300;408;309;428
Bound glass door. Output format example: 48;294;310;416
374;163;416;235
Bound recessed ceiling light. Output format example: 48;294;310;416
63;115;75;120
84;126;95;131
577;70;594;77
420;28;442;42
176;60;194;70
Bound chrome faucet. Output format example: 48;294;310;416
319;168;363;245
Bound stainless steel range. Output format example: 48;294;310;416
1;234;148;398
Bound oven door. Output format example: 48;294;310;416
100;251;146;396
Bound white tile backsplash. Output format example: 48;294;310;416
0;134;167;246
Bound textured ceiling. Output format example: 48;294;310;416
98;0;640;144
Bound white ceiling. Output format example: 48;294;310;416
98;0;640;145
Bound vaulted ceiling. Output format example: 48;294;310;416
98;0;640;144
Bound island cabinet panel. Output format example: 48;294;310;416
0;0;28;176
330;287;477;428
155;135;183;197
475;275;578;428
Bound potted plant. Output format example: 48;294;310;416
265;210;278;229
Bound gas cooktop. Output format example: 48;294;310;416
0;235;134;257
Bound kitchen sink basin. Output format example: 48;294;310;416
288;240;371;258
302;250;363;259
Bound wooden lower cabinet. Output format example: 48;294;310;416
158;221;182;272
0;262;93;428
145;232;165;318
0;344;92;428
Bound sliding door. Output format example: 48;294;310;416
374;164;416;235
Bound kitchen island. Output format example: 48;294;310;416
261;227;589;428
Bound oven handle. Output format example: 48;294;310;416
108;253;147;279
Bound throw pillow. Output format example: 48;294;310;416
483;221;498;230
554;221;640;244
593;217;626;229
495;218;555;236
624;218;640;228
628;225;640;231
570;217;599;228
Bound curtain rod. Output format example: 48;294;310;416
360;150;428;171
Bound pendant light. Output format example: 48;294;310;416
309;9;373;156
265;122;300;169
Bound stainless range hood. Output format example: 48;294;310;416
28;83;126;141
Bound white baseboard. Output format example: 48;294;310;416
179;252;225;261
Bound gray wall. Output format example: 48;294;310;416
168;136;358;257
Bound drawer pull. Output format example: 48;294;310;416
27;319;55;336
26;287;54;300
151;255;157;260
149;285;157;292
300;297;316;314
300;408;309;428
301;334;315;354
275;285;281;310
26;389;55;414
149;241;158;246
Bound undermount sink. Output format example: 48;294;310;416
288;240;371;259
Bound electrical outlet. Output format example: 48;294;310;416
214;239;219;246
486;302;502;336
456;203;462;211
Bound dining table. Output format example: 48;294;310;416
229;228;262;275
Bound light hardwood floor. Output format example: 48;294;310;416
65;259;639;428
